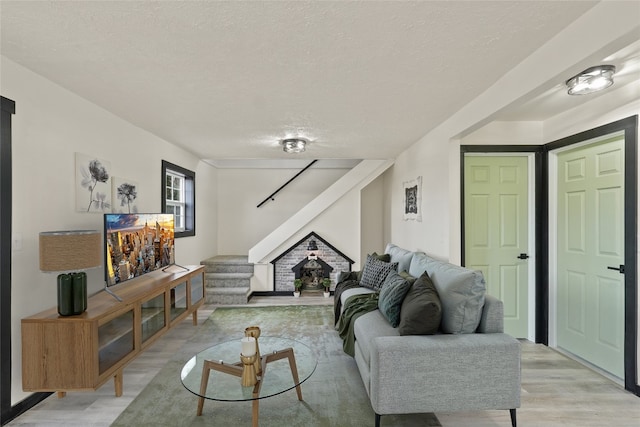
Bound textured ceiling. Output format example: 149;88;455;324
0;1;613;163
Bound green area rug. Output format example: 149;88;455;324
111;305;440;426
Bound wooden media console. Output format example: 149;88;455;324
21;265;205;397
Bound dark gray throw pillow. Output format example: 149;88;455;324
357;252;391;282
378;271;412;327
360;254;398;291
398;271;442;335
398;270;417;285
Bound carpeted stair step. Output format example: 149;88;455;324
205;272;252;288
205;287;252;305
200;255;254;304
201;255;254;274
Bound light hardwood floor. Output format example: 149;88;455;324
7;296;640;426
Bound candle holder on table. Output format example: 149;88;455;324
245;326;262;376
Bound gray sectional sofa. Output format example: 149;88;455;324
335;244;521;427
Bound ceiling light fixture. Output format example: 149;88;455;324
281;138;307;153
566;65;616;96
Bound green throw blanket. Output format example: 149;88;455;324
336;293;379;357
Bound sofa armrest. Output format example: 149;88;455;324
477;294;504;333
368;333;521;415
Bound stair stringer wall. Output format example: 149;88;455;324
248;159;394;292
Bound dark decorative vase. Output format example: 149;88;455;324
57;272;87;316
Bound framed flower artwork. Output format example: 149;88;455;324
75;153;112;213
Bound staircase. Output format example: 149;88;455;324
200;255;253;304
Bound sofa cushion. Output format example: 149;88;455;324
384;243;417;273
398;272;442;335
408;253;485;334
353;310;399;366
339;287;376;315
378;271;412;327
360;254;398;291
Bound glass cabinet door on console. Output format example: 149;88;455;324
190;272;204;306
141;292;166;343
98;309;134;375
170;281;188;322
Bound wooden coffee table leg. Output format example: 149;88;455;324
286;349;303;401
197;362;212;416
252;399;259;427
252;376;262;427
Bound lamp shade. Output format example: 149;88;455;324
39;230;102;272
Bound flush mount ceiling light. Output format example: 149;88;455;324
281;138;307;153
566;65;616;95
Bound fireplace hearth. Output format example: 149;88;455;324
292;256;333;291
271;232;353;293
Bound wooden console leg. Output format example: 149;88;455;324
192;310;198;326
56;391;66;398
114;369;123;397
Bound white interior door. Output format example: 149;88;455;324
555;134;625;379
464;155;531;338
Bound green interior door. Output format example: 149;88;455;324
556;135;625;379
464;155;530;338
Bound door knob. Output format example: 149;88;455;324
607;265;625;274
517;253;529;260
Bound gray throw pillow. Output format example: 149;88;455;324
360;254;398;291
398;272;442;336
378;271;412;327
357;252;390;282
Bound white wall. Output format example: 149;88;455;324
361;175;385;262
216;166;350;255
250;186;363;292
385;139;451;259
2;56;218;405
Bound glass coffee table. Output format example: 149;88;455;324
181;336;317;427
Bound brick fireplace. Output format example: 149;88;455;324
271;232;353;293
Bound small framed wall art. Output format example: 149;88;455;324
76;153;112;213
402;176;422;222
112;177;139;214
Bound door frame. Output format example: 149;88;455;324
461;115;638;395
1;96;15;424
544;116;637;393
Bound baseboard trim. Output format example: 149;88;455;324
1;392;51;425
251;291;333;297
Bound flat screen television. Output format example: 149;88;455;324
104;213;175;286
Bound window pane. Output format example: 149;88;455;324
162;161;194;237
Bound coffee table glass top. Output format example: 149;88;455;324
181;336;317;401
